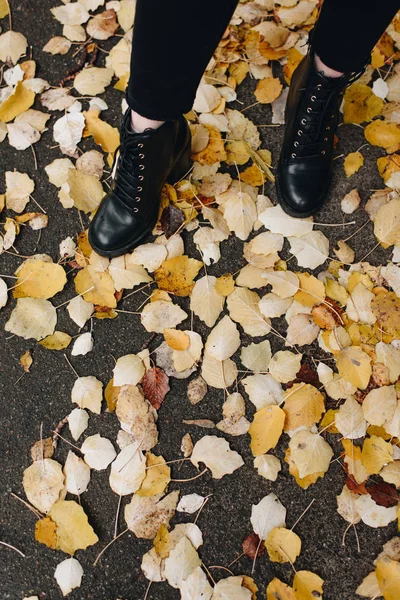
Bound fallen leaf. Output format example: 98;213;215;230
190;435;244;479
54;557;83;597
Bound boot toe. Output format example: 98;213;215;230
277;160;331;217
89;195;138;257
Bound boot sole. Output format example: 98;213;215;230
88;142;193;258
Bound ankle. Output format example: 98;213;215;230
314;54;344;79
130;110;165;133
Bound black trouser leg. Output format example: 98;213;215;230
312;0;400;72
126;0;239;121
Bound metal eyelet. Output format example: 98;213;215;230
138;175;144;181
294;141;299;147
324;137;328;141
138;143;144;148
321;150;326;155
139;153;145;159
135;196;140;202
137;186;143;192
133;207;139;212
139;164;145;170
316;84;322;90
311;95;316;102
301;118;307;126
307;107;312;113
298;130;303;136
291;153;297;158
326;126;331;131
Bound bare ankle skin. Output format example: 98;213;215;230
314;54;344;78
130;110;165;133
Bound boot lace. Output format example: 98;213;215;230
291;69;364;159
110;137;147;212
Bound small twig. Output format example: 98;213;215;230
0;540;26;558
93;528;129;566
10;492;42;520
170;468;208;483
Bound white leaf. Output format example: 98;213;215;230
5;170;34;213
205;315;240;360
376;341;400;383
381;263;400;298
141;548;164;582
71;376;103;414
254;454;281;481
53;112;85;155
51;4;90;25
336;486;360;524
288;230;329;269
164;536;201;589
67;408;89;441
0;31;27;65
131;242;167;272
240;340;271;372
286;314;319;346
67;295;94;328
261;270;299;298
251;493;286;540
190;435;244;479
63;451;90;495
212;576;252;600
362;386;397;426
201;351;237;389
177;494;205;514
109;255;152;291
54;558;83;596
193;80;221;113
372;77;389;100
109;443;146;495
46;158;75;188
259;293;293;318
172;330;203;372
141;300;187;333
242;373;283;410
5;298;56;340
181;566;213;600
7;122;40;150
71;332;94;356
335;396;368;439
190;275;224;327
113;353;145;386
223;191;257;240
346;283;376;324
268;350;302;383
0;277;8;309
23;459;64;513
355;495;397;527
258;205;313;237
289;431;333;478
81;434;116;470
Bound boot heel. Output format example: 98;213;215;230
167;142;193;184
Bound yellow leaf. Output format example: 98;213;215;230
163;328;190;351
342;439;368;484
192;125;227;165
283;48;303;84
136;453;171;497
239;163;266;186
294;272;325;307
248;405;285;456
215;273;235;297
376;556;400;600
225;140;251;166
68;168;104;213
14;259;67;300
114;73;129;91
104;377;119;412
39;331;72;350
242;576;258;599
293;571;324;600
373;199;400;248
35;516;57;549
377;154;400;182
343;83;383;124
48;500;98;555
0;81;35;123
344;151;364;177
319;409;339;434
83;109;120;153
336;346;372;390
371;292;400;339
285;448;325;489
266;578;297;600
154;523;170;558
265;527;301;564
0;0;9;18
154;256;203;297
283;383;325;432
361;435;394;475
325;278;348;305
229;61;249;85
365;120;400;153
290;431;333;479
254;77;282;104
74;265;116;308
20;349;33;372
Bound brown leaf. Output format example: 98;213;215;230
367;482;399;508
30;437;54;461
286;362;319;389
142;366;170;410
242;532;266;560
160;204;185;238
346;475;368;495
183;419;215;429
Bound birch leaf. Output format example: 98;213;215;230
5;170;34;213
355;495;397;527
113;354;145;386
71;376;103;414
258;205;313;237
81;434;116;470
67;408;89;441
335;397;368;439
374;198;400;247
269;351;302;384
180;566;213;600
227;287;271;336
5;298;57;340
336;346;372;390
164;536;201;589
14;259;67;299
23;459;64;513
54;558;83;597
205;315;240;360
63;451;90;495
289;431;333;479
288;231;329;269
190;275;224;327
190;435;244;479
74;266;116;308
109;443;146;495
0;31;27;65
240;340;271;372
251;493;286;540
249;405;285;456
293;571;324;600
124;491;179;539
265;527;301;564
201;351;237;389
363;386;397;426
74;67;114;95
223;191;257;240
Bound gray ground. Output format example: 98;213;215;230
0;2;397;599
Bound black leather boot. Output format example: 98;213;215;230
89;110;192;258
276;52;362;218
